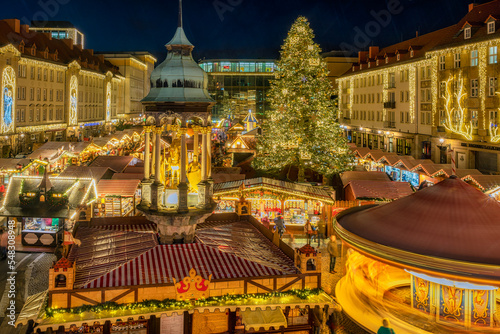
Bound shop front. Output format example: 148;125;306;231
94;179;141;217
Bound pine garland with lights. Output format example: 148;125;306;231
44;288;322;318
252;16;352;181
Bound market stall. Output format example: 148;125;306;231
0;174;97;249
94;179;141;217
214;177;335;233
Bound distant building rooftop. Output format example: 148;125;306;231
31;20;76;29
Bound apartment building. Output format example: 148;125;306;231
337;1;500;173
0;19;154;156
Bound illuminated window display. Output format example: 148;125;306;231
22;217;60;232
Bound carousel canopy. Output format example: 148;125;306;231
337;176;500;266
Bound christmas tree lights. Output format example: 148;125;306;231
252;17;352;181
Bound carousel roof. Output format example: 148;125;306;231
337;176;500;266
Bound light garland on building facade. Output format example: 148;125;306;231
18;57;67;71
442;74;473;140
1;66;15;134
16;123;67;133
69;76;78;126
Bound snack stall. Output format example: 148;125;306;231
0;174;97;249
21;217;62;247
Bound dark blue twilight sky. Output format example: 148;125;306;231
1;0;491;62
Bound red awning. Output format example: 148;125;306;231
82;243;286;288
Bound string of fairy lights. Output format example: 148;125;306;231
44;288;323;318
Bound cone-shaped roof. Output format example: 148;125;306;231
142;0;212;104
243;110;258;124
38;169;52;191
337;176;500;265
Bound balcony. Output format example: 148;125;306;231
384;101;396;109
386;82;396;89
384;121;396;128
341;117;351;124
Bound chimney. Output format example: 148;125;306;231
43;32;52;40
86;49;94;56
4;19;20;34
368;46;379;59
97;54;104;63
468;3;476;12
20;24;29;34
61;38;73;50
416;31;419;38
358;51;369;63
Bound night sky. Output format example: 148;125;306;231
2;0;491;62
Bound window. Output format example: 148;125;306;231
421;67;425;80
470;50;478;66
471;110;478;128
376;59;379;66
427;89;431;102
440;82;446;98
397;53;400;61
36;88;41;101
488;21;495;34
426;112;431;125
464;27;471;39
29;88;34;101
49;90;53;101
439;56;446;70
405;91;409;102
439;110;446;125
489;77;497;96
471;79;478;97
385;57;389;64
421;112;425;125
37;68;41;80
490;110;498;124
50;70;54;82
410;50;414;58
17;64;26;78
400;91;404;102
43;69;47;81
43;89;47;101
454;53;461;68
489;46;498;64
30;67;35;79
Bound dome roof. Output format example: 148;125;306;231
142;2;213;104
337;176;500;265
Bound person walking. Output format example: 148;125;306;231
312;306;323;334
0;228;7;260
377;318;395;334
327;235;339;273
274;215;285;238
317;219;325;247
304;220;313;245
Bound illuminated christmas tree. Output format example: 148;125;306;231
252;16;352;181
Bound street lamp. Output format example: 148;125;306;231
437;138;448;164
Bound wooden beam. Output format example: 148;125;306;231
71;292;99;306
277;276;302;292
246;279;273;293
109;288;134;303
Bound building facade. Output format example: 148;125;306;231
0;19;154;156
97;52;156;120
337;1;500;173
198;59;275;121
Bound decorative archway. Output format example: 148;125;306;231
1;66;15;134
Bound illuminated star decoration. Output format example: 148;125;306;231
301;76;307;82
